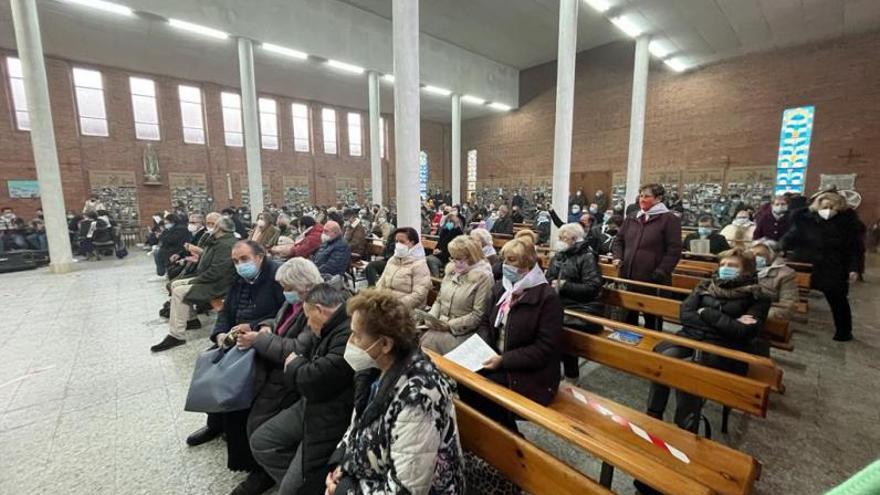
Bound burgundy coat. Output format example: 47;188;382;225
612;211;682;283
753;212;791;241
477;282;563;406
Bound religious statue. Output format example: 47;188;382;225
143;143;161;185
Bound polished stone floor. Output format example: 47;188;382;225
0;254;877;494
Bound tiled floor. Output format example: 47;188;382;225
1;254;877;494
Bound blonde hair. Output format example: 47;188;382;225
470;228;492;247
514;229;538;244
447;235;484;265
719;247;757;276
810;191;847;212
500;237;537;270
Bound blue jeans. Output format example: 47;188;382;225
26;232;47;251
0;233;27;252
154;249;168;276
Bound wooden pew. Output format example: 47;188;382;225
456;399;613;495
429;351;761;495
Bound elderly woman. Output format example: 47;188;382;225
422;236;495;354
376;227;432;310
249;212;281;249
645;248;770;432
467;237;563;431
720;210;756;249
782;190;864;341
325;289;465;494
545;223;603;382
470;227;498;266
749;241;798;322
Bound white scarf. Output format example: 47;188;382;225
494;264;547;328
635;202;670;220
482;245;497;258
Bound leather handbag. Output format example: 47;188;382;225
184;346;256;413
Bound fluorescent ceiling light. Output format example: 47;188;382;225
583;0;611;13
261;43;308;60
168;19;229;40
326;59;364;74
648;39;675;59
664;57;689;72
382;74;394;83
461;94;486;105
64;0;133;16
423;85;452;96
488;102;512;111
610;15;643;38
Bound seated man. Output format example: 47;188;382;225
151;216;238;352
160;212;221;318
184;240;285;492
312;220;351;278
26;210;47;251
489;205;514;235
683;215;730;254
250;285;354;495
0;206;27;252
342;208;368;258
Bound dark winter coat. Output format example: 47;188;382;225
435;225;464;264
753;212;791;241
612;211;682;284
490;215;514;235
184;232;237;304
678;277;771;352
478;282;563;406
781;208;865;292
282;305;355;490
544;240;604;319
683;232;730;255
210;260;285;340
157;223;192;267
313;236;352;277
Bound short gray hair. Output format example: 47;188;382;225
304;284;347;308
559;222;586;241
215;216;235;233
470;228;492;247
276;257;323;292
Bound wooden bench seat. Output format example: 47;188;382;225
430;351;760;495
456;399;613;495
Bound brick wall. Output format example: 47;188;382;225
0;51;450;223
463;30;880;221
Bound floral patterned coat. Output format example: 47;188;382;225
329;350;465;495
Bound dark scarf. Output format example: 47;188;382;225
699;274;763;299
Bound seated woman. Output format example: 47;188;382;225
469;228;498;266
249;212;281;249
426;212;464;276
646;248;770;432
750;240;798;322
545;223;603;382
466;238;563;431
325;289;465;494
375;227;432;310
421;236;494;354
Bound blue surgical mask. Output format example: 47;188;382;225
698;227;712;237
718;266;740;280
283;291;300;304
445;223;454;230
502;263;524;284
755;256;768;269
236;261;259;280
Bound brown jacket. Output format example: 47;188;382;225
612;210;682;283
344;221;368;257
376;255;432;310
757;262;798;321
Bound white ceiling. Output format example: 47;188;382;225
1;0;878;123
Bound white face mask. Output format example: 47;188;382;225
321;233;331;243
394;242;410;258
187;223;199;233
555;240;571;252
257;220;267;228
343;339;380;372
818;208;836;220
734;217;750;225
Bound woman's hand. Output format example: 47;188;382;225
215;332;227;348
232;323;252;334
325;466;342;495
236;330;258;350
433;248;441;255
482;355;503;370
737;314;757;325
284;351;299;369
426;319;449;333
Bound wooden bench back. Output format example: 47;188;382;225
455;399;613;495
429;351;759;495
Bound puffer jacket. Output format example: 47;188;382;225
423;260;494;354
329;351;465;495
544;240;603;316
781;207;864;292
678;276;771;352
313;236;352;277
376;254;432;310
757;261;798;321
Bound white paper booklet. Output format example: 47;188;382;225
443;334;499;372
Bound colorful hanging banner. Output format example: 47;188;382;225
419;151;429;200
774;106;815;194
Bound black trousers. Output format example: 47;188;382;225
820;285;853;338
207;409;261;472
364;259;387;286
458;380;519;434
625;310;663;331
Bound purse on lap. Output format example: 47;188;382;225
184;346;256;413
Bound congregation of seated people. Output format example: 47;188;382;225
137;182;865;495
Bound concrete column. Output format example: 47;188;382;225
237;37;264;217
551;0;579;235
367;71;383;205
450;93;461;205
11;0;73;273
624;35;650;206
391;0;420;230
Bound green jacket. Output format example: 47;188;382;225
184;232;236;304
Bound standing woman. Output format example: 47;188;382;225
468;237;563;431
611;184;682;330
376;227;433;310
782;190;864;341
249;212;281;249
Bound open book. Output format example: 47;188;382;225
443;334;499;372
